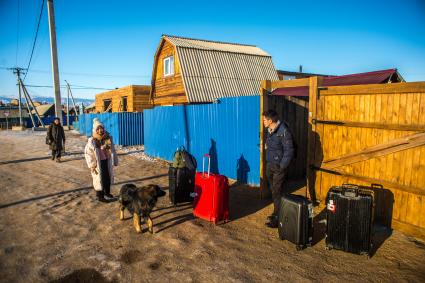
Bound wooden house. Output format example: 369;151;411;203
150;35;279;106
95;85;152;113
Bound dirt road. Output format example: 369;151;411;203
0;130;424;283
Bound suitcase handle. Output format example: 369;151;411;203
341;184;359;197
202;154;210;178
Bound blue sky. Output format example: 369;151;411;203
1;0;424;99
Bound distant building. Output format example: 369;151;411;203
277;68;332;80
95;85;152;113
0;106;29;129
85;102;96;113
31;104;65;118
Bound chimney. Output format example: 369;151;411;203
299;65;303;73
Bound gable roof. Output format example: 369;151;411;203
272;69;404;97
155;35;279;103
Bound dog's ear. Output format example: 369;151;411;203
154;185;166;197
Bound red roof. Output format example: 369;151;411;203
271;69;401;97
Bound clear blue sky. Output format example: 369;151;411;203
1;0;424;100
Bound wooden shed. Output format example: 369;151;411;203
150;35;279;106
95;85;152;113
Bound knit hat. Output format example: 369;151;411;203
92;118;104;134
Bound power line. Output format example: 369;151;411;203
15;0;20;66
23;0;45;82
25;84;114;90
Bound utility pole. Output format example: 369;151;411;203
65;80;78;120
47;0;62;118
10;67;26;127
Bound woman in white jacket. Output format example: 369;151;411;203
84;118;118;202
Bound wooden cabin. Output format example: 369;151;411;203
95;85;152;113
150;35;279;106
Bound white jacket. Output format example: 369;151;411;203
84;137;118;191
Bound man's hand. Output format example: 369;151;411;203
91;167;98;175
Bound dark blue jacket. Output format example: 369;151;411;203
265;122;294;169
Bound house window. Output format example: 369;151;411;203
122;96;128;112
163;56;174;77
103;99;112;112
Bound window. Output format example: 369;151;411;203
122;96;128;112
103;99;112;112
163;56;174;77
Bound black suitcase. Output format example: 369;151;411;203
278;194;313;250
326;184;374;256
168;166;195;205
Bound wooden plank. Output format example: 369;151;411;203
313;167;425;196
313;120;425;132
320;82;425;96
306;77;321;201
259;80;271;198
321;132;425;169
392;219;425;240
270;78;310;89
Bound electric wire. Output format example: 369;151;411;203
23;0;45;82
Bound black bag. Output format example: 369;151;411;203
278;194;313;250
326;184;374;256
168;166;195;205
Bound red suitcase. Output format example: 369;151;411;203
193;155;229;224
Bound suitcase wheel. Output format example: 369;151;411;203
296;245;303;251
325;246;332;251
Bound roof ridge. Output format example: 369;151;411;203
162;34;258;47
327;68;397;79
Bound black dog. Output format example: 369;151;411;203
119;184;166;234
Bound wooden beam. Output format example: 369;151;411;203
306;76;323;200
320;82;425;96
270;78;310;89
260;80;271;199
392;220;425;240
321;132;425;169
314;167;425;196
314;119;425;132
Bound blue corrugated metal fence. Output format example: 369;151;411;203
76;112;144;146
144;96;260;185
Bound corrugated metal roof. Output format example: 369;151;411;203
164;35;270;56
31;104;54;116
163;35;279;103
271;69;404;97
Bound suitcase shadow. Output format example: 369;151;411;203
312;207;327;246
229;184;272;221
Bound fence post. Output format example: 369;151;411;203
306;76;323;202
260;80;271;199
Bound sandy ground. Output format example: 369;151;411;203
0;130;424;283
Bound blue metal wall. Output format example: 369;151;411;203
76;112;144;146
144;96;260;185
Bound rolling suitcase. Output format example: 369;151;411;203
168;166;195;205
193;154;229;224
326;184;374;256
278;194;313;250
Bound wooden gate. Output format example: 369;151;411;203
308;80;425;238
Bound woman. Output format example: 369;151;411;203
84;118;118;202
47;117;66;162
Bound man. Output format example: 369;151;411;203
262;110;294;228
47;117;66;162
84;118;118;202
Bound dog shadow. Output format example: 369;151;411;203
154;213;195;233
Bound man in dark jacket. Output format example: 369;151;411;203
263;110;294;228
47;117;66;162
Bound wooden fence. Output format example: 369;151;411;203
260;78;425;238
